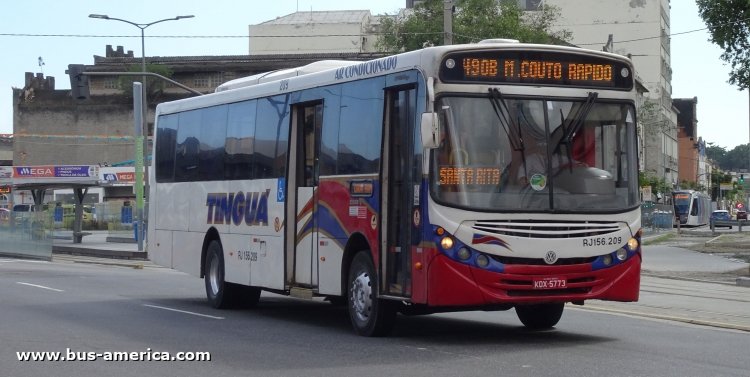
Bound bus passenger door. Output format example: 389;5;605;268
383;84;418;297
290;102;323;288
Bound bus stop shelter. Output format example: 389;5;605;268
7;165;100;243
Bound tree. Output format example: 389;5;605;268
724;143;750;171
377;0;571;53
705;143;727;165
639;171;671;201
705;142;749;171
696;0;750;89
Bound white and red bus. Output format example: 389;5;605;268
148;40;642;336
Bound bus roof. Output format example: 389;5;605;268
155;41;634;116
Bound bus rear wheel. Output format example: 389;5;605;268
515;303;565;329
347;251;396;337
204;240;260;309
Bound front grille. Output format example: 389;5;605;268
473;219;622;239
491;255;596;266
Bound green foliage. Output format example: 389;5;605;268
117;64;174;99
696;0;750;89
706;143;750;171
377;0;571;53
639;171;671;197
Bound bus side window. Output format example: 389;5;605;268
225;100;257;180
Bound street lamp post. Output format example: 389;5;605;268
89;14;193;248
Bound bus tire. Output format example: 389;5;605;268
347;251;396;337
515;303;565;330
204;240;243;309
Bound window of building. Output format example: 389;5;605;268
103;78;118;89
518;0;543;10
193;76;209;88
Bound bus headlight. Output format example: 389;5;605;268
602;254;613;266
476;254;490;268
616;248;628;261
457;247;471;260
627;237;639;251
440;236;454;250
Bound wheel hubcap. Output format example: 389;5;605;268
350;271;372;322
208;256;220;296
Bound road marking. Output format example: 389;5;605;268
143;304;224;320
1;259;48;264
16;282;64;292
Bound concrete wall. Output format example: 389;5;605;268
250;22;368;54
13;87;137;166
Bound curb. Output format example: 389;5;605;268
52;245;147;260
572;305;750;333
642;272;744;287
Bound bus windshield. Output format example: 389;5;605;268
430;95;639;212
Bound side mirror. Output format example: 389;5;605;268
420;112;440;149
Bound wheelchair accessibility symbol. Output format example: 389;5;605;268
277;178;286;202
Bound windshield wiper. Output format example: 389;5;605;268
488;88;523;152
557;92;598;171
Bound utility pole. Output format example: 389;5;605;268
444;0;454;45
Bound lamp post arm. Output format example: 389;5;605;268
81;71;203;96
88;14;194;30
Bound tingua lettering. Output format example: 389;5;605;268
206;190;270;226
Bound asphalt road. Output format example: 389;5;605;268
1;257;748;377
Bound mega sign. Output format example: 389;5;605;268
14;165;97;178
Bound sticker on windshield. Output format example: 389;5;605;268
529;174;547;191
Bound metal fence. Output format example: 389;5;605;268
641;202;674;232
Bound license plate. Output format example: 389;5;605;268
533;277;567;289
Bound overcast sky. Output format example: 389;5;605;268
1;0;746;150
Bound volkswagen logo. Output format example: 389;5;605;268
544;250;558;265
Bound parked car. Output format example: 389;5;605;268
737;210;747;220
11;203;49;226
710;210;732;229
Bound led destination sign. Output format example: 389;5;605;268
439;166;501;186
440;50;633;89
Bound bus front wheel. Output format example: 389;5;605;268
515;303;565;329
347;251;396;336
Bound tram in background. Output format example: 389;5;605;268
672;190;711;227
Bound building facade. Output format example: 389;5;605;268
540;0;680;189
249;10;384;54
673;97;709;191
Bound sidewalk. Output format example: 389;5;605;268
51;230;146;260
581;275;750;332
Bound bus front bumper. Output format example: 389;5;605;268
425;252;641;307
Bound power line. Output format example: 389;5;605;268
0;27;718;45
2;15;749;44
